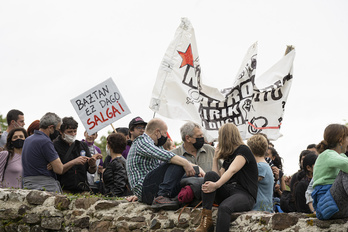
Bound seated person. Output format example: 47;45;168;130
53;117;99;193
293;153;317;213
281;150;316;212
171;121;219;173
103;133;132;197
126;118;203;209
247;134;274;212
266;147;286;212
312;124;348;220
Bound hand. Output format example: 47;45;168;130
202;181;217;193
73;156;88;165
198;166;206;177
47;163;53;170
88;156;97;167
213;145;220;159
97;165;103;174
284;175;291;187
92;153;103;160
126;195;138;202
275;184;282;195
271;166;279;180
183;162;196;177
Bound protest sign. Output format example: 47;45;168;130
71;78;131;135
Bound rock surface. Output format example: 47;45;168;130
0;188;347;231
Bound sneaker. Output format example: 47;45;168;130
151;196;179;210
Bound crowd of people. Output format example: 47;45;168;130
0;109;348;232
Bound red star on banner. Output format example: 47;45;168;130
178;44;194;68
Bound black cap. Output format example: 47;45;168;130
129;116;147;129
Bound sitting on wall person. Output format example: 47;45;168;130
103;133;132;197
0;128;28;188
195;123;258;232
53;117;101;193
281;150;316;212
312;124;348;220
266;147;286;212
171;121;220;173
247;134;274;212
126;118;203;209
293;153;317;213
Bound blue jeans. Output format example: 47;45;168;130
141;162;185;205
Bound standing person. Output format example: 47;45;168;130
126;118;202;209
0;128;28;188
196;123;258;232
104;117;147;167
54;117;99;193
22;112;64;192
312;124;348;220
83;131;104;194
27;120;40;136
247;134;274;213
171;121;218;173
116;127;131;159
103;133;132;197
0;109;25;148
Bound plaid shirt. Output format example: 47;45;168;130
126;133;175;200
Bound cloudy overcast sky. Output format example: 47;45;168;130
1;0;347;175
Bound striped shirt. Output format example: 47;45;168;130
126;133;175;200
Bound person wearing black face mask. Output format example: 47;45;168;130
172;121;221;173
0;127;28;188
125;118;205;209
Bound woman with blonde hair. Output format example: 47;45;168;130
195;123;258;232
312;123;348;220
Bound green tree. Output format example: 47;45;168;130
0;114;7;132
94;131;112;160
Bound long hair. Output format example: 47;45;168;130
268;147;283;171
4;127;28;159
317;124;348;153
217;123;244;160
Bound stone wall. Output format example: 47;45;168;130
0;188;348;232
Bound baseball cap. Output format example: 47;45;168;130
129;116;147;129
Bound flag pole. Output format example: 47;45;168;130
110;123;117;133
284;45;294;55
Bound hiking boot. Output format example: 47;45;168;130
195;208;214;232
151;196;180;210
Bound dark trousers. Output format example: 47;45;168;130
141;162;185;205
202;171;255;232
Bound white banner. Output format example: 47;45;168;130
71;78;131;135
150;18;295;141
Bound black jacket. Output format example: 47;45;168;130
103;156;131;197
53;136;91;193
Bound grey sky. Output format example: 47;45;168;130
1;0;348;175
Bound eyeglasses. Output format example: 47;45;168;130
135;126;145;130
